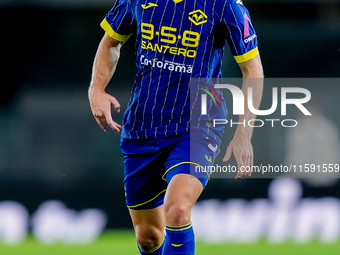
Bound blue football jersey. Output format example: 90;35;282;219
101;0;259;141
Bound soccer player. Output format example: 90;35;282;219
89;0;263;254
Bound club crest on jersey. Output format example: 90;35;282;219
188;10;207;26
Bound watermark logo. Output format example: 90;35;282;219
200;83;312;128
199;82;222;115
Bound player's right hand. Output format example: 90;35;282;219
89;89;122;132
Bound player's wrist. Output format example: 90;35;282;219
234;127;253;141
88;83;106;98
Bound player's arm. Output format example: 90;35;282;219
223;55;264;180
88;33;123;132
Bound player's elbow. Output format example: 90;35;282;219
242;66;264;79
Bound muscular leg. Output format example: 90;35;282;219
164;174;203;226
128;174;203;254
163;173;204;254
129;205;165;253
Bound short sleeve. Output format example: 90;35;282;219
100;0;136;42
222;0;259;63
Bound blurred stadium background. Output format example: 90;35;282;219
1;0;340;253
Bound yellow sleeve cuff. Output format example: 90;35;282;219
100;19;132;42
234;47;259;64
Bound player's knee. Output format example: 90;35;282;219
165;202;191;226
135;225;163;251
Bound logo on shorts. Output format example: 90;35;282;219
205;155;213;163
208;144;218;152
188;10;207;26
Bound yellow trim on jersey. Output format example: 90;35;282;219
162;162;210;181
127;189;167;209
234;47;259;64
100;19;132;42
173;0;184;3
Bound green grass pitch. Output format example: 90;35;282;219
1;230;339;255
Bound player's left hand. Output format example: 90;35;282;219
223;135;253;180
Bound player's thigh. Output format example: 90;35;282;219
129;205;165;240
165;173;203;208
162;130;219;225
164;173;203;225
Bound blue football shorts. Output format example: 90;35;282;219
120;129;221;210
